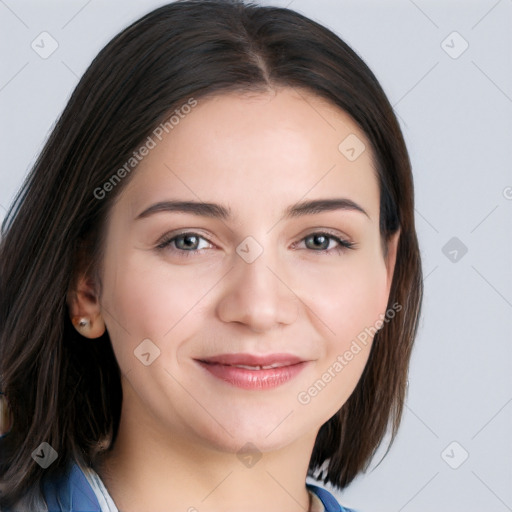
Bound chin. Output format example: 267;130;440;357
185;406;311;455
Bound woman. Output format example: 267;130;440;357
0;1;422;510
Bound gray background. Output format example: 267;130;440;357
1;1;511;510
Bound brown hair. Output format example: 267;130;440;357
0;0;422;507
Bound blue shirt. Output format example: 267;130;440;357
34;461;357;512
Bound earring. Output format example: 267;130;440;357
72;316;91;332
78;318;90;329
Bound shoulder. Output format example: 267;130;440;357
0;464;93;512
41;461;101;512
306;483;358;512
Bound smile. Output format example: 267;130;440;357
195;353;309;390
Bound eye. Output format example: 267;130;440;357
156;230;355;258
156;232;213;256
295;232;355;255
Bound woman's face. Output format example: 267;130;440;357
96;87;398;454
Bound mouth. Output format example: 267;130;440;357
194;353;309;390
197;352;305;366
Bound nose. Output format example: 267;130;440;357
215;245;299;333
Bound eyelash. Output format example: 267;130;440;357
156;231;355;257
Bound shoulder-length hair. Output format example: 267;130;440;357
0;0;422;507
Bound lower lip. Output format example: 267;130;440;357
196;361;309;390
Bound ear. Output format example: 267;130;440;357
67;274;106;339
384;229;400;294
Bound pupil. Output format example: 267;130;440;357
181;235;196;249
311;234;327;250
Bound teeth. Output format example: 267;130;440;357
231;364;283;370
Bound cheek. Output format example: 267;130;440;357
293;252;388;415
297;252;389;347
99;248;217;369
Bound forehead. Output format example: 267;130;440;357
122;87;380;222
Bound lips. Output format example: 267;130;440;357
194;353;309;390
197;353;305;368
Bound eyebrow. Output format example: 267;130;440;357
135;198;370;221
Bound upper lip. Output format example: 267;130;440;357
196;353;305;367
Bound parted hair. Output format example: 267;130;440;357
0;0;422;507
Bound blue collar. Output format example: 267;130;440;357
42;462;101;511
42;461;353;512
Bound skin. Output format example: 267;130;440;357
69;87;399;512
